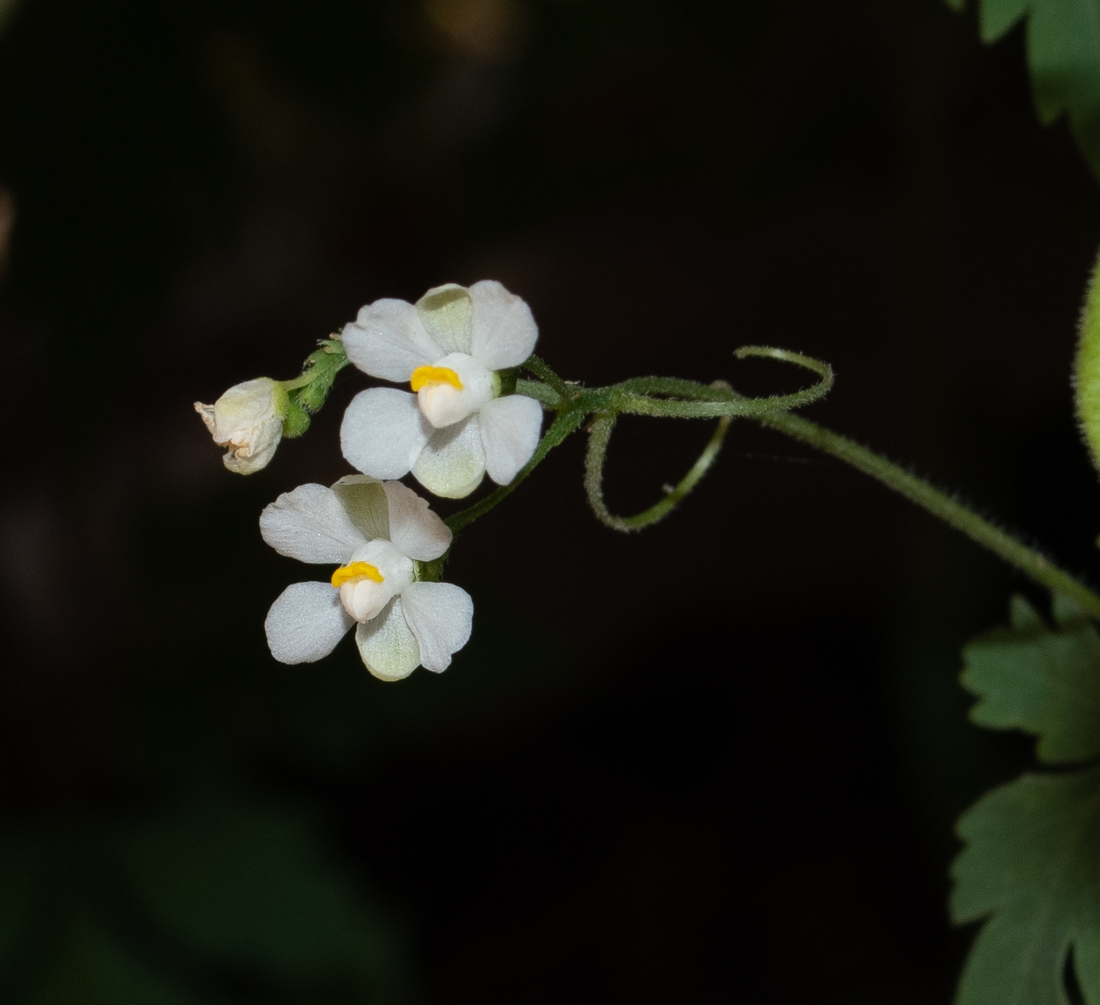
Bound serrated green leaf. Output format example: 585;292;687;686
115;792;405;998
30;910;203;1005
1009;592;1046;630
967;0;1100;179
981;0;1030;42
951;768;1100;1005
1029;1;1100;133
961;594;1100;763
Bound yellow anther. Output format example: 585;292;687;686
410;365;463;392
331;562;384;588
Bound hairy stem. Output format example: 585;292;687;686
445;409;587;535
757;409;1100;619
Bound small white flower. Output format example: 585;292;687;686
260;475;473;681
195;378;288;474
339;280;544;498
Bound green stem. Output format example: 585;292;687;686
523;355;573;399
448;350;828;536
451;344;1100;617
757;409;1100;619
516;378;561;408
446;409;587;535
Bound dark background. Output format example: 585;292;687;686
1;0;1098;1002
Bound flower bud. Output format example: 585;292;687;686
195;377;289;474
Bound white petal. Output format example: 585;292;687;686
222;417;283;475
265;582;353;664
331;475;389;541
412;415;486;499
416;284;473;355
201;378;285;443
355;599;421;681
341;388;432;480
381;481;452;561
260;483;365;564
400;581;473;673
478;394;543;485
468;280;539;369
342;298;440;382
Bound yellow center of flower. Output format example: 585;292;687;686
330;562;384;588
410;365;463;392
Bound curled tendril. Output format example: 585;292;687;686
583;347;834;532
585;390;734;533
444;346;834;540
608;346;833;418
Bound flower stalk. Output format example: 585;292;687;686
451;349;1100;620
755;408;1100;620
203;277;1100;672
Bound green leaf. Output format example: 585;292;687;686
951;768;1100;1005
30;910;203;1005
961;594;1100;763
116;792;406;999
0;0;19;37
967;0;1100;178
0;835;39;980
980;0;1029;42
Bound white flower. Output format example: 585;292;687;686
339;280;544;498
195;377;288;474
260;475;473;681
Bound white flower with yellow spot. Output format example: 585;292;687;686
339;280;543;498
261;475;473;681
195;377;289;474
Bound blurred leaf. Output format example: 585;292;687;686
0;835;38;979
961;594;1100;763
951;768;1100;1005
953;0;1100;179
116;791;405;1000
978;0;1029;41
29;910;203;1005
0;0;18;36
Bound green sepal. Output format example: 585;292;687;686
295;339;348;414
415;558;444;583
282;396;312;438
496;367;518;397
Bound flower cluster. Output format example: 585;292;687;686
199;281;542;680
